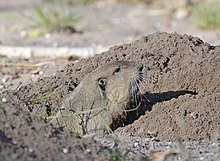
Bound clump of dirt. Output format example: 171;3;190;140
11;32;220;142
0;95;111;161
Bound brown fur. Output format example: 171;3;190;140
53;61;143;135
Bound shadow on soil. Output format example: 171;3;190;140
125;90;198;125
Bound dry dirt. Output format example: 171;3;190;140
1;32;220;160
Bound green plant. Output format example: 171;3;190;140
188;0;220;30
18;78;67;120
110;148;122;161
49;104;112;135
26;1;81;35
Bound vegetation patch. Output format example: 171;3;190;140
188;0;220;30
25;0;81;36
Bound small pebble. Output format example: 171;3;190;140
29;148;33;153
12;140;17;144
2;97;7;103
0;85;4;90
20;30;27;37
2;78;7;83
63;148;68;154
45;33;51;39
86;148;91;153
200;157;204;160
39;71;44;75
133;142;139;148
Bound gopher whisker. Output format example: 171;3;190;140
141;94;151;103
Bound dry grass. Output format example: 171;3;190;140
25;1;81;35
188;0;220;30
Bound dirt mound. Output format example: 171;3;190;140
12;32;220;141
0;96;111;161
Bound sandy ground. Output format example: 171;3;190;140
1;32;220;160
1;1;220;161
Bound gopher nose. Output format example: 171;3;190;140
138;63;144;72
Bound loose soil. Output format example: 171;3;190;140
1;32;220;160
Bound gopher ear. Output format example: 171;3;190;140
113;66;121;75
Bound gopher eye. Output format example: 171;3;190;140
98;78;107;91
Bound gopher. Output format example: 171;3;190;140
53;61;144;135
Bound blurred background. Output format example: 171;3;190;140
0;0;220;49
0;0;220;91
